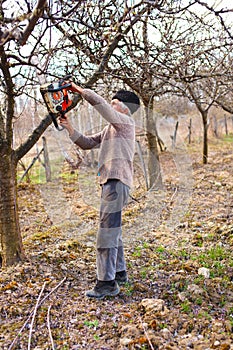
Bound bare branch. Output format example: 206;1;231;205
19;0;48;46
0;0;48;46
8;277;66;350
28;282;47;350
47;305;55;350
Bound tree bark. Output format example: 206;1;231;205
0;143;25;267
19;0;48;46
202;111;209;164
145;104;163;189
0;45;25;267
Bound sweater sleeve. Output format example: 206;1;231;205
70;129;102;150
82;89;134;127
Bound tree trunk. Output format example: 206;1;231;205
202;111;209;164
42;136;52;182
0;143;25;267
145;105;163;189
212;115;218;138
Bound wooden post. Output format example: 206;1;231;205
224;114;228;136
18;161;31;183
42;136;51;182
188;118;192;144
172;121;179;149
18;148;44;183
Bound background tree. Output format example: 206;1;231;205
214;54;233;114
173;40;232;163
144;1;233;164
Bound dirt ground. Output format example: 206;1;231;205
1;137;233;350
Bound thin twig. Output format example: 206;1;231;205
169;187;178;205
39;276;67;306
139;316;154;350
47;305;55;350
28;281;47;350
8;276;66;350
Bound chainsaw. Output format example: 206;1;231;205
40;75;77;130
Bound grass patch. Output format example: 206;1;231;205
180;300;191;313
17;156;69;185
84;320;99;328
223;133;233;142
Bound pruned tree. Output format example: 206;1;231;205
0;0;160;266
0;0;49;266
36;0;167;189
40;0;233;177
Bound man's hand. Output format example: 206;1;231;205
59;114;74;136
64;81;84;95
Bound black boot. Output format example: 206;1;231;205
115;270;128;284
86;280;120;299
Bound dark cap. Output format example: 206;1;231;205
112;89;140;114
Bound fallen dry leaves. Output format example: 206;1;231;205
0;137;233;349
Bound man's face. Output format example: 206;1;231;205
111;99;130;115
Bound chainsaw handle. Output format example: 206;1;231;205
50;112;65;131
47;82;72;92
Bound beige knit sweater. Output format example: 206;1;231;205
70;89;135;188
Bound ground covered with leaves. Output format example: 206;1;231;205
1;138;233;350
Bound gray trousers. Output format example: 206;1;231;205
96;179;129;281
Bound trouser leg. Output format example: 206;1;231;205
96;247;118;281
96;179;129;281
116;244;126;273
